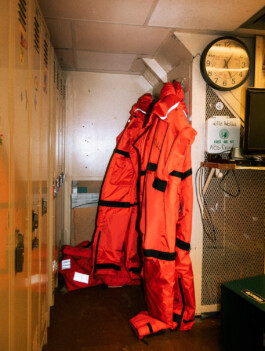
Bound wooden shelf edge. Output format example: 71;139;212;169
200;162;265;171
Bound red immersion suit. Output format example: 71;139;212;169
91;93;153;286
130;82;197;338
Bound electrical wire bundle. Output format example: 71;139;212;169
195;165;241;244
219;170;240;198
195;166;217;243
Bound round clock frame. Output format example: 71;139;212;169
200;36;251;91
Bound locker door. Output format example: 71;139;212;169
39;12;50;345
60;78;66;251
58;72;65;248
47;45;56;311
0;1;11;350
11;0;31;349
54;59;62;267
28;0;42;349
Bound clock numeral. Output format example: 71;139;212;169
225;41;231;47
208;71;212;76
215;78;218;84
241;62;246;68
208;52;215;57
206;60;211;66
232;79;236;85
223;81;227;86
239;72;243;77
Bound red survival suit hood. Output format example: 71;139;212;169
151;82;187;124
117;93;153;144
134;93;153;109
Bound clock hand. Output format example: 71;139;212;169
226;55;233;65
224;55;233;78
224;55;232;68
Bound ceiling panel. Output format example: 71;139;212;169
149;0;265;31
74;21;170;54
55;49;75;69
45;18;73;49
38;0;155;25
76;51;137;72
38;0;265;73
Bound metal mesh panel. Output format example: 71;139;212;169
201;86;265;306
205;85;235;121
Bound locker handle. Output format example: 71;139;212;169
15;229;24;274
32;236;39;249
42;198;47;215
32;210;38;232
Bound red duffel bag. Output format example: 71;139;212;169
59;241;102;291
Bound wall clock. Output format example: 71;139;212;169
200;36;251;91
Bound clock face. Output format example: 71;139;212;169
200;37;250;91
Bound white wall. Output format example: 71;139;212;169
64;71;152;243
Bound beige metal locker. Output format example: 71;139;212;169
58;70;65;250
39;9;50;345
28;1;42;348
10;0;31;349
0;0;11;350
0;0;65;349
53;56;60;286
47;45;56;311
53;58;65;268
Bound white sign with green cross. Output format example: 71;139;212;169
206;115;240;154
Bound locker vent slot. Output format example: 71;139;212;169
63;85;66;100
18;0;27;32
34;17;40;54
60;79;63;96
44;40;48;66
57;72;59;90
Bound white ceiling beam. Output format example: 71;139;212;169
142;58;168;83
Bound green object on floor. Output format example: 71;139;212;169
221;274;265;351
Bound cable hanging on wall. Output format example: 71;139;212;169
195;164;241;244
219;169;240;198
195;166;217;243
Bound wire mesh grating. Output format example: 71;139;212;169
201;86;265;306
